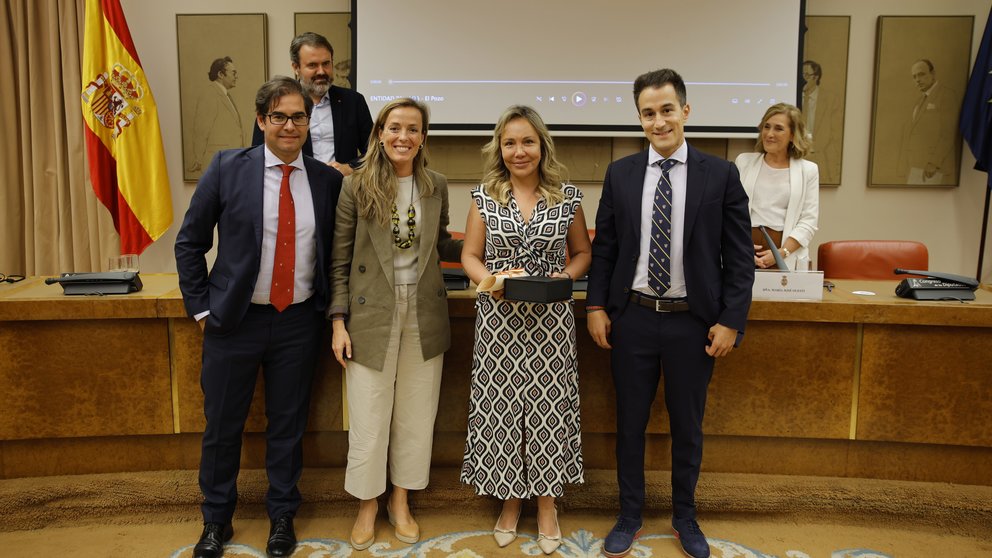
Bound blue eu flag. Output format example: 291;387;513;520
961;8;992;181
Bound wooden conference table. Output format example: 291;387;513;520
1;274;990;485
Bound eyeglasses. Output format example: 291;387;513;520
266;112;310;126
0;273;25;283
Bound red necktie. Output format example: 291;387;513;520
270;164;296;311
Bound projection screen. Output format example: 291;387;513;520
355;0;806;136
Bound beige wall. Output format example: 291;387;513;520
123;0;992;282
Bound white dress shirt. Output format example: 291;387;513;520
250;146;317;305
309;93;336;164
633;141;688;298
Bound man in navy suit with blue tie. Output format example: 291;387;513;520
587;69;753;558
176;76;341;558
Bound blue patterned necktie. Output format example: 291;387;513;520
648;158;678;297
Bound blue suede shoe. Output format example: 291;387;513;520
602;516;642;557
671;516;710;558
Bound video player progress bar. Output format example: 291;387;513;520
382;79;772;86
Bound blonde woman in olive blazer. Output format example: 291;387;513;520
331;167;459;369
329;98;462;551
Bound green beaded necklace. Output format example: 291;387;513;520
391;179;416;249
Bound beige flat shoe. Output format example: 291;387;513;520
387;503;420;544
493;505;522;548
537;506;561;555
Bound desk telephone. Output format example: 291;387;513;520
894;269;979;301
45;271;142;295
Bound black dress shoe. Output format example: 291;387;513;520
266;514;297;557
193;522;233;558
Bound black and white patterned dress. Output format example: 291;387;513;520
460;183;584;498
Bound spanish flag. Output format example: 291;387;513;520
81;0;172;255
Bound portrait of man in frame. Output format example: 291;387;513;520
177;13;268;182
868;16;973;187
802;16;850;186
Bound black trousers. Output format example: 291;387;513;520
610;302;714;521
198;298;324;523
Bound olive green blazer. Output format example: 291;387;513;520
329;169;462;371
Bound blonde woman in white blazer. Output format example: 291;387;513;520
734;103;819;270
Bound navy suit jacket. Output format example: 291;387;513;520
251;85;374;168
587;144;754;336
175;145;342;334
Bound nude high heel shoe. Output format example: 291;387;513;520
493;505;522;548
350;523;375;550
537;506;561;555
350;501;377;551
387;503;420;544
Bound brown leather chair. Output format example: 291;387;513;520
817;240;928;279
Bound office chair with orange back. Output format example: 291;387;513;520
817;240;928;280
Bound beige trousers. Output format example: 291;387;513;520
344;284;444;500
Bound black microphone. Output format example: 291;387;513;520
758;225;789;271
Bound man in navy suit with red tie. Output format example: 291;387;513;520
587;69;753;558
176;76;341;558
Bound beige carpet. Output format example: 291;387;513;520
1;468;991;557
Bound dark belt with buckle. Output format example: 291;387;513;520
629;291;690;312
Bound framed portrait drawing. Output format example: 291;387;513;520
177;14;267;182
868;16;973;187
295;12;353;89
802;16;850;187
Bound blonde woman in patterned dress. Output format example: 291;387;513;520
460;105;591;555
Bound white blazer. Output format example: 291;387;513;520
734;152;819;268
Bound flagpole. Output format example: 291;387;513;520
979;174;991;282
